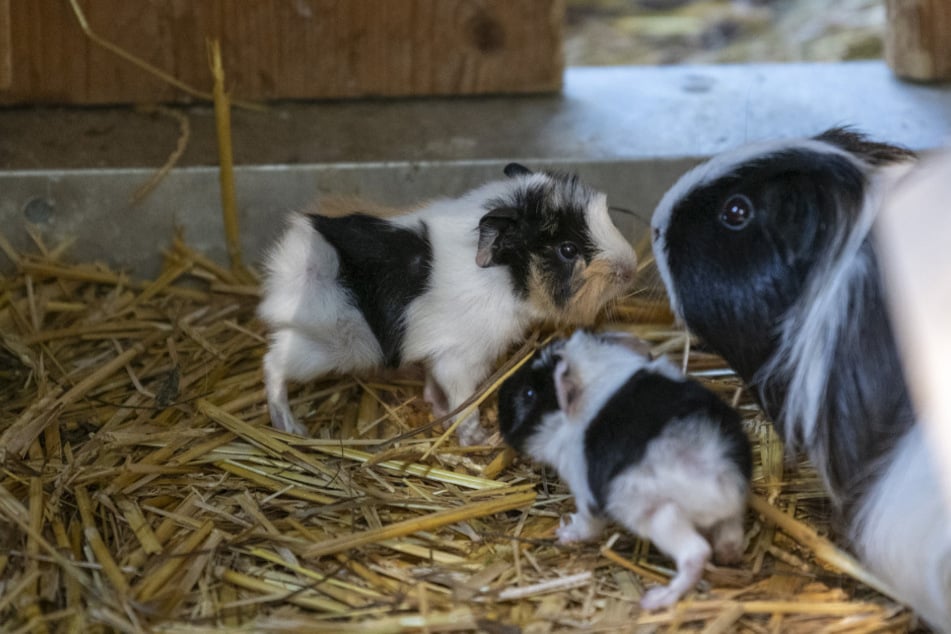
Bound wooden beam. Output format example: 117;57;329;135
0;0;564;105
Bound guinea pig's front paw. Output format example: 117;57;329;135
556;512;606;544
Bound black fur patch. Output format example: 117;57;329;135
497;345;562;452
662;147;868;394
310;213;432;367
504;163;534;178
584;371;751;511
815;127;916;167
482;173;598;305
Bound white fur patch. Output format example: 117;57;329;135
524;409;597;513
586;191;638;277
556;330;654;425
257;213;383;372
605;416;749;535
853;426;951;630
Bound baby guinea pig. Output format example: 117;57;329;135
498;330;752;610
258;164;639;445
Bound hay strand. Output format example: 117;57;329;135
301;490;537;559
0;242;914;631
208;39;246;277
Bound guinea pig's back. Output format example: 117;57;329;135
586;372;751;530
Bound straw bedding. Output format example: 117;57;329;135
0;234;917;633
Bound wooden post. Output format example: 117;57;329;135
885;0;951;81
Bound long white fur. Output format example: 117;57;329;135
855;425;951;629
651;136;951;630
761;161;915;491
523;331;748;610
259;173;637;444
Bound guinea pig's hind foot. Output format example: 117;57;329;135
640;502;711;611
268;401;309;436
640;551;707;611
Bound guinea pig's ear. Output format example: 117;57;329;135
554;357;582;418
476;206;520;268
504;163;533;178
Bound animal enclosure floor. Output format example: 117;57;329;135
0;239;918;633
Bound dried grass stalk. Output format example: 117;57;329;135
0;242;914;632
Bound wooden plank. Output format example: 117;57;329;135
0;0;564;104
0;0;10;90
885;0;951;81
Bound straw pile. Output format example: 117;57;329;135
0;234;918;633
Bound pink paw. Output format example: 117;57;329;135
640;584;683;611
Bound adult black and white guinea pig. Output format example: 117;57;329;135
497;330;752;610
651;127;951;630
257;164;639;445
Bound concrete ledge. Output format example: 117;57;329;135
1;61;949;275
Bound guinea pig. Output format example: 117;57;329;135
497;330;752;610
258;164;639;445
651;127;951;630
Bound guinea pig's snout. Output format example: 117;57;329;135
652;227;660;242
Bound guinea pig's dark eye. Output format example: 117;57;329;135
558;242;579;261
720;194;754;230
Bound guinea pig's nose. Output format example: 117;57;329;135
652;227;660;241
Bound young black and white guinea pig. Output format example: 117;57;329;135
652;127;951;630
497;330;752;610
258;164;639;445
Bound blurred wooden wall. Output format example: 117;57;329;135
885;0;951;81
0;0;565;105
